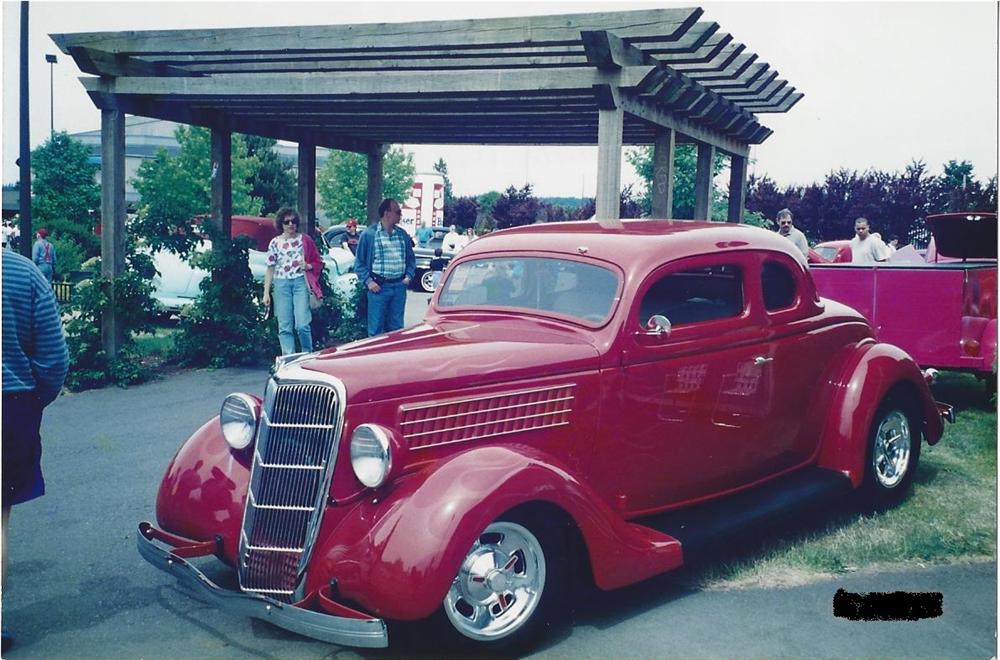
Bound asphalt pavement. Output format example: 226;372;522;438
1;296;995;658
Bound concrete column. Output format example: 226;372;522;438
210;126;232;238
651;128;676;219
596;106;624;226
693;142;715;220
100;108;126;357
727;153;748;223
297;140;316;235
366;146;384;225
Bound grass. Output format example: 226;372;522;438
133;324;181;362
689;371;996;589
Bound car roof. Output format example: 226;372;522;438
459;219;806;273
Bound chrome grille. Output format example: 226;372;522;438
400;383;575;449
238;376;341;601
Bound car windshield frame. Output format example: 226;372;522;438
435;253;622;327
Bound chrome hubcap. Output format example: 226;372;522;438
444;521;545;641
873;410;911;489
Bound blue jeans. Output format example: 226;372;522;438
273;276;313;355
367;281;407;336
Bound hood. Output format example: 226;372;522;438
296;318;601;403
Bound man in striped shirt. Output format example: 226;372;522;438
2;249;68;651
356;198;416;336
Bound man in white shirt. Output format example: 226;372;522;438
776;208;809;257
849;217;890;263
443;225;464;253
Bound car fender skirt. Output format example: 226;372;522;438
817;342;944;488
136;522;389;648
307;446;683;621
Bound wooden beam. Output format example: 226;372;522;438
52;8;701;54
693;142;715;220
67;46;197;77
642;21;718;54
671;42;745;73
580;30;650;71
367;146;385;225
298;141;317;234
210;125;232;238
596;104;623;226
657;33;732;65
685;52;757;82
620;92;750;157
651;128;675;219
100;108;126;358
727;153;747;223
80;66;656;97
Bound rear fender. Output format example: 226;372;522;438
982;318;997;372
307;445;682;621
817;342;943;488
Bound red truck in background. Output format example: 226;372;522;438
811;212;997;381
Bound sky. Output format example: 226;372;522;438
2;1;997;199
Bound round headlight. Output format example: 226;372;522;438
350;424;392;488
220;393;259;450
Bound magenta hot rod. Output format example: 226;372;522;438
138;220;950;651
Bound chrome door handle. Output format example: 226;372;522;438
753;356;773;366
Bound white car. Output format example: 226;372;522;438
151;243;358;315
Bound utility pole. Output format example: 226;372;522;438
19;0;32;258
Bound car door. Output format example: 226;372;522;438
614;252;779;514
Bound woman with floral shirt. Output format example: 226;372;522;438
262;208;324;355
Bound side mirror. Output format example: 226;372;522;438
643;314;671;338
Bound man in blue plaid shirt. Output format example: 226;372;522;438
355;198;417;336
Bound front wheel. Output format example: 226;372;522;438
418;269;437;293
441;513;566;651
861;396;921;508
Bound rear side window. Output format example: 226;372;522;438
762;261;797;311
638;264;743;326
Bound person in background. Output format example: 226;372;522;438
443;224;463;253
415;218;434;249
429;247;448;290
462;227;477;250
341;218;361;255
2;249;69;653
262;208;324;355
850;217;891;263
775;209;809;257
356;198;416;336
31;228;56;283
887;235;900;254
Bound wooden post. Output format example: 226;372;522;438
596;105;623;225
693;142;715;220
297;140;316;235
727;153;748;223
210;126;232;238
651;128;675;219
100;108;126;357
366;146;384;225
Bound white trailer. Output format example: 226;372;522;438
400;172;445;237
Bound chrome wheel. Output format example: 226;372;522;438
419;269;436;293
444;521;546;641
872;409;912;489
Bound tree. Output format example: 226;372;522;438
243;135;296;216
491;185;542;229
31;132;102;271
433;157;454;203
443;195;479;228
626;144;727;219
132;125;260;256
316;147;415;224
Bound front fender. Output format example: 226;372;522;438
307;445;682;620
817;342;943;488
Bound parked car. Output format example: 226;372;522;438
413;226;456;292
138;219;950;651
811;212;996;380
809;239;852;264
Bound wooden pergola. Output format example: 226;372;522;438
51;6;801;354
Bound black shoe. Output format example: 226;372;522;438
1;629;13;652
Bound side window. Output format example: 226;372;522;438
638;264;743;327
762;261;797;311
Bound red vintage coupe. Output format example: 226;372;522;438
138;220;950;651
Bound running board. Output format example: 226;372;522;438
635;468;853;559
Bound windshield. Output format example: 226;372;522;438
437;256;620;324
815;246;838;261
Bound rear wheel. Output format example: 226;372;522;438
418;269;437;293
441;511;567;651
861;396;921;508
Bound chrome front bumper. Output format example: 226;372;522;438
137;522;388;648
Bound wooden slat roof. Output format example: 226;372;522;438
51;7;802;154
